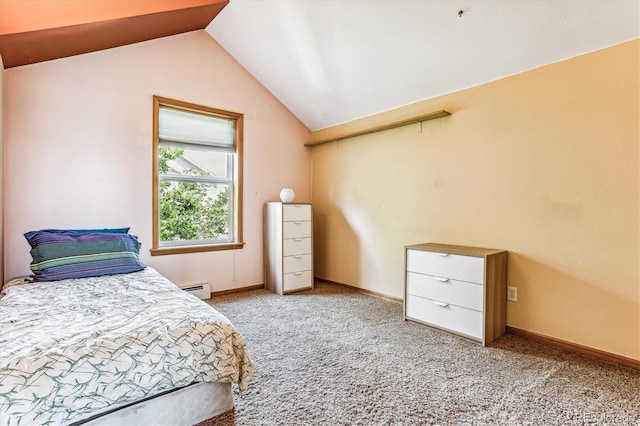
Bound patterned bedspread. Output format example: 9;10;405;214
0;267;254;425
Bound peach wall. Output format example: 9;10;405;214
312;40;639;360
3;30;311;289
0;54;4;282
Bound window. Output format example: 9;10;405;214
151;96;244;255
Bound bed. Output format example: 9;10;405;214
0;229;254;425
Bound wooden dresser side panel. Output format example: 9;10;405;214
484;251;508;345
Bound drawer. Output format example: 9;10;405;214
406;272;483;312
283;221;312;238
283;237;312;256
406;249;484;284
405;295;483;340
283;253;312;273
283;270;313;292
283;204;312;222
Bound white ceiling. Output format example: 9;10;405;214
207;0;640;131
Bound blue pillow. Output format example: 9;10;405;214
24;230;144;281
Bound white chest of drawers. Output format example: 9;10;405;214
404;243;507;346
264;202;313;295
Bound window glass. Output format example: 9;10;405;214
159;146;229;179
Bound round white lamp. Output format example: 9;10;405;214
279;188;295;203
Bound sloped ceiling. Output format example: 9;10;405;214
0;0;228;68
0;0;638;132
207;0;640;131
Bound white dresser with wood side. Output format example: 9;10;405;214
404;243;507;346
264;202;313;295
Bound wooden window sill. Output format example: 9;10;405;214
150;242;245;256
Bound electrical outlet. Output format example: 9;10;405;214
507;286;518;302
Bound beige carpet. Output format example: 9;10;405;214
198;283;639;425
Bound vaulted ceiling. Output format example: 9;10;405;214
1;0;638;132
0;0;228;68
207;1;640;131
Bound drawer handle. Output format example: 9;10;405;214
294;255;303;259
437;253;449;257
294;272;304;275
433;301;449;307
293;221;303;224
293;238;303;241
434;277;449;282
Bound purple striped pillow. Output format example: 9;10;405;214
24;230;145;281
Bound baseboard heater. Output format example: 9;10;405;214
181;283;211;300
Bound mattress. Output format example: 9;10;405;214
74;382;233;426
0;267;254;425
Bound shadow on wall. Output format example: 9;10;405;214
313;205;360;287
